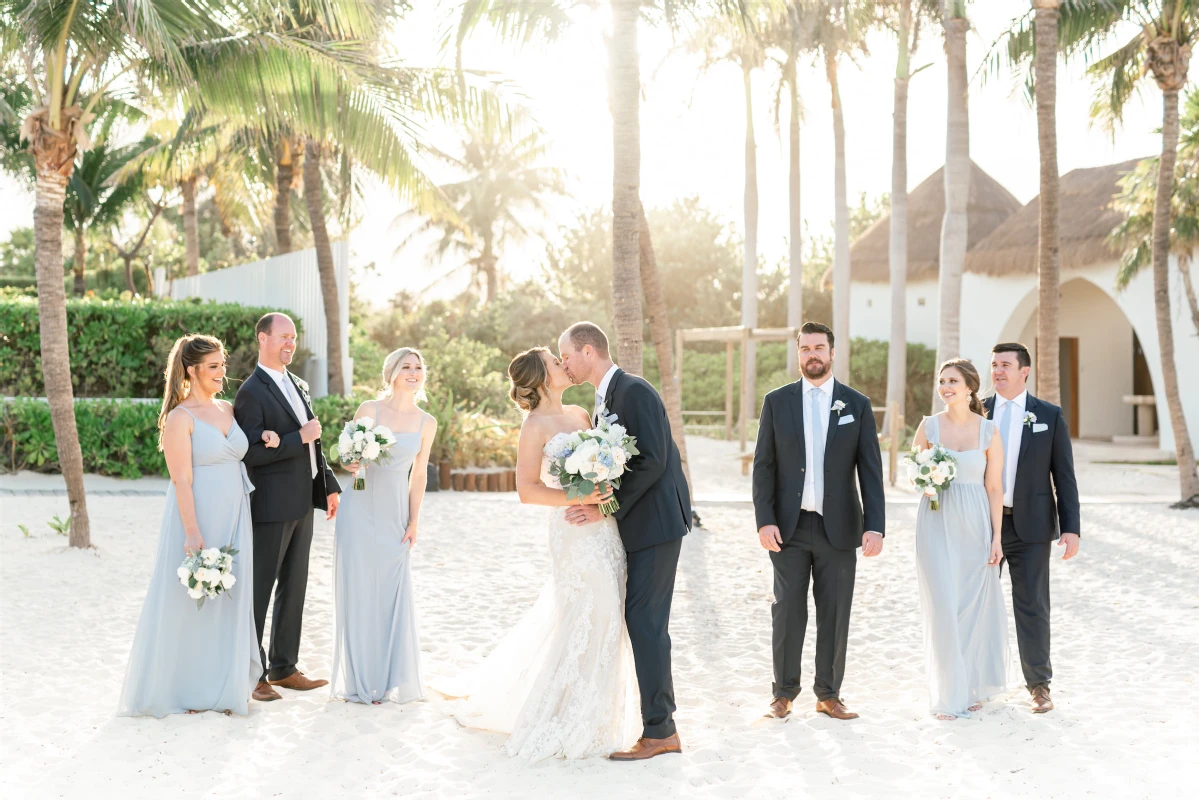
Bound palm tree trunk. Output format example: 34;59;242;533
34;169;91;548
1152;87;1198;505
638;201;691;491
887;3;911;433
786;62;803;379
123;253;136;293
741;62;759;428
72;223;87;296
304;138;345;396
826;50;852;382
182;175;200;277
934;9;970;412
482;236;498;304
275;139;295;256
609;0;643;376
1033;0;1061;406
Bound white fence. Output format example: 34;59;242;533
155;243;351;397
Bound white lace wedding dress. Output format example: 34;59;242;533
436;433;640;761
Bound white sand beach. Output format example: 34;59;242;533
2;439;1197;799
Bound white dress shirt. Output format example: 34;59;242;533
259;362;317;479
995;390;1027;507
595;364;620;422
801;377;836;514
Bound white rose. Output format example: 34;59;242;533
607;423;626;441
915;448;934;464
362;441;381;461
612;447;628;466
373;425;393;442
338;433;353;453
221;573;237;590
188;586;204;600
358;417;375;429
567;431;584;448
201;547;220;562
177;566;190;581
352;430;366;443
564;439;600;476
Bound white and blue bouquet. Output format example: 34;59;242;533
547;405;639;516
902;443;958;511
177;546;238;609
335;417;397;490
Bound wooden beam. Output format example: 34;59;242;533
739;326;750;452
725;341;734;441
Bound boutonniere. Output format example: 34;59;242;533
1023;411;1037;428
292;375;312;406
595;401;618;425
832;399;847;416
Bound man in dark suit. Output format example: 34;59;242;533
233;312;341;702
753;321;886;721
985;342;1080;714
558;322;691;762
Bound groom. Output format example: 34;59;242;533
234;312;341;702
558;321;691;762
753;322;885;721
985;342;1080;714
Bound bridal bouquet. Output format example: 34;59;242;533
547;406;639;516
178;546;238;609
903;444;958;511
335;417;396;490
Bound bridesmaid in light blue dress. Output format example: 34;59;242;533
912;358;1009;720
331;347;437;705
119;335;262;717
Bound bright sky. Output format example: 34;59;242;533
3;1;1159;302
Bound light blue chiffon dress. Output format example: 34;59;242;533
915;415;1010;718
118;408;261;717
329;405;427;704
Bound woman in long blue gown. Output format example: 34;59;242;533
330;348;437;705
911;358;1010;721
119;335;262;718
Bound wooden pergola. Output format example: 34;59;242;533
674;325;800;452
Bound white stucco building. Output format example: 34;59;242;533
848;160;1199;455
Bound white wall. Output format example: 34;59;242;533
849;279;940;348
155;243;351;397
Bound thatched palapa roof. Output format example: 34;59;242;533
963;159;1143;276
849;161;1022;283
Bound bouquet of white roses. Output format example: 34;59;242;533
902;444;958;511
335;417;396;490
547;405;639;516
178;545;238;609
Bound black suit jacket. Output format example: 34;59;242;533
233;367;341;523
602;369;691;553
752;379;886;550
984;392;1080;542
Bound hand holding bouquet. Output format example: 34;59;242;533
178;546;238;609
548;405;639;516
335;417;396;490
903;444;958;511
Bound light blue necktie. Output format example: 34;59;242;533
809;387;825;514
998;399;1013;494
594;390;604;425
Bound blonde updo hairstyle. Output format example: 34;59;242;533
508;347;551;413
158;334;226;449
939;358;986;417
380;347;428;403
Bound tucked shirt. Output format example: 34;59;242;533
259;362;317;479
594;364;620;423
801;377;836;514
995;389;1027;507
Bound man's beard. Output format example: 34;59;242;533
801;359;831;380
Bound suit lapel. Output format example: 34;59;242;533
983;394;996;420
257;367;303;427
1018;393;1037;465
286;372;314;421
824;379;845;456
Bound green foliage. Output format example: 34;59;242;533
0;295;298;398
0;227;35;276
18;524;30;538
2;398;165;478
47;515;71;536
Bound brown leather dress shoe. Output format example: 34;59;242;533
609;733;683;761
766;697;793;719
268;672;329;691
815;698;859;720
1031;686;1054;714
253;680;282;702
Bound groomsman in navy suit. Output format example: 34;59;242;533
984;342;1081;714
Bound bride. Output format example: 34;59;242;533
435;346;639;761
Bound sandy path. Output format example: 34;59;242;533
1;490;1196;799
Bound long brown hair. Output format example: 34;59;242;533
939;358;985;416
508;347;550;413
158;334;225;448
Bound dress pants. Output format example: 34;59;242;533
625;537;682;739
253;509;315;682
770;511;857;702
1001;516;1053;689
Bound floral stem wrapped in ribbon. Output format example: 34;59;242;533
177;546;238;609
335;417;396;490
547;404;639;516
902;443;958;511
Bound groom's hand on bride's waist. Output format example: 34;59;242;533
565;504;605;526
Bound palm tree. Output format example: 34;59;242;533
1032;0;1063;406
933;0;970;412
1048;0;1198;504
394;126;567;303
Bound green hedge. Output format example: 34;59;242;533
0;295;301;398
2;394;370;478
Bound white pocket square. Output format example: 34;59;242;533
1032;423;1048;433
838;414;855;425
